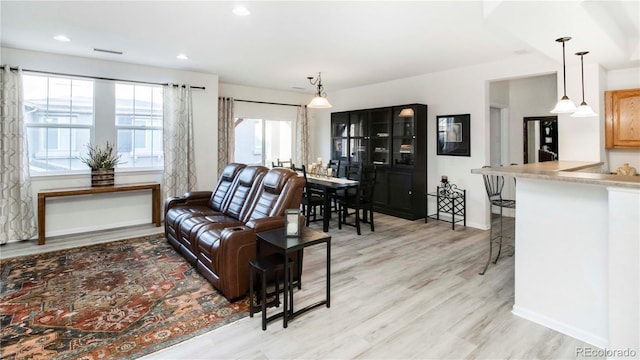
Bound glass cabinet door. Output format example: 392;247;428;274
392;106;416;166
331;112;350;162
350;137;368;164
349;111;367;138
331;112;349;137
370;108;391;165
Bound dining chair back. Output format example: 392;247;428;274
328;159;341;178
272;158;293;169
292;164;325;226
337;164;376;235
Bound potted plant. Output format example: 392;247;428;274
80;142;121;187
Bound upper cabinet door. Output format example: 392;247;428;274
369;108;391;165
606;88;640;148
392;106;417;166
331;112;349;138
349;111;368;138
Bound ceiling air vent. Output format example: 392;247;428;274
93;48;123;55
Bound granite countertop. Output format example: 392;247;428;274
471;161;640;189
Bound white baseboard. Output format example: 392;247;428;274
512;304;608;349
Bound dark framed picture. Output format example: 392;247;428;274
437;114;470;157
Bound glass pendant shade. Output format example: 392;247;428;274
571;103;598;117
307;72;332;108
550;96;578;114
570;51;598;118
550;37;577;114
308;95;332;108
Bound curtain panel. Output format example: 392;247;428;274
0;66;37;243
294;105;309;167
163;85;197;200
217;97;234;175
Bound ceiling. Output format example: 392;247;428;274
1;1;638;93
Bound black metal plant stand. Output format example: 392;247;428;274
426;180;466;230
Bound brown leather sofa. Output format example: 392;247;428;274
164;163;305;300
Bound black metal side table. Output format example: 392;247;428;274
255;227;331;328
426;181;466;230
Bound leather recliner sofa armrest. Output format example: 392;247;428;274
164;191;213;212
245;216;286;233
217;226;258;299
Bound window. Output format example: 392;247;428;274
234;118;292;166
115;84;163;169
23;73;164;174
24;75;93;172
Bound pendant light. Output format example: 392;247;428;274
571;51;598;117
307;72;332;108
550;37;577;114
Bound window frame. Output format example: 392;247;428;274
23;72;165;176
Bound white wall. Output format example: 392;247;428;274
310;53;639;230
311;53;561;229
1;47;219;240
507;75;557;165
557;63;604;162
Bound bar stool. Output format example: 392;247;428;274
249;253;293;330
480;169;516;275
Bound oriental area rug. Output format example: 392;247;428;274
0;235;249;360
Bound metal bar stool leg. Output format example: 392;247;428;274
479;202;494;275
494;203;504;264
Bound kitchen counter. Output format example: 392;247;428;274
471;161;640;189
471;160;640;352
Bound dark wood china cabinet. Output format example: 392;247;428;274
331;104;427;220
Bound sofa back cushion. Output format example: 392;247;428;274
221;165;268;219
242;168;305;222
207;163;246;211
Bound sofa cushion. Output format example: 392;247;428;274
221;165;268;219
243;168;304;222
207;163;246;211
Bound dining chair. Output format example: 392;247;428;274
479;166;516;275
272;158;292;168
328;159;341;178
336;164;376;235
327;159;342;213
292;164;325;226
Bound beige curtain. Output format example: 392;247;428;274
294;105;309;167
163;84;197;200
0;66;37;243
217;97;235;175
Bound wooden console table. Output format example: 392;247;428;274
37;183;161;245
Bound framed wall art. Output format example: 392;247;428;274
437;114;470;157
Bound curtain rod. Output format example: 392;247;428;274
235;99;303;107
0;65;205;90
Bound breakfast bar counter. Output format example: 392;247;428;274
472;160;640;189
472;161;639;354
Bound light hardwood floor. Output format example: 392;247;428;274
1;214;597;359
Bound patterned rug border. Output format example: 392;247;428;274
1;234;250;360
0;234;165;263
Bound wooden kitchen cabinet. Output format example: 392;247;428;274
605;88;640;148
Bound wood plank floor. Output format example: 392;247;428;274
1;213;597;359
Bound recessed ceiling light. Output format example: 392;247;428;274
232;6;251;16
53;34;71;42
176;54;189;60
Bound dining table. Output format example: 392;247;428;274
305;174;359;232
